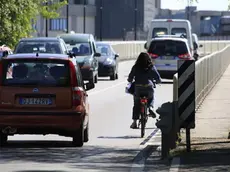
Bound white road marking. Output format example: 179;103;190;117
88;81;127;96
169;157;181;172
130;129;161;172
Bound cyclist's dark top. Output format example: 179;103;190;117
127;65;161;86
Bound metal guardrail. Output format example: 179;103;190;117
173;44;230;109
104;41;230;61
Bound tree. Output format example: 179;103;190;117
0;0;67;48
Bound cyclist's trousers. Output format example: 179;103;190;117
132;86;154;120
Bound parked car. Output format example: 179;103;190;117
0;45;13;58
147;35;193;79
0;53;93;147
14;37;74;57
96;42;119;80
59;33;100;88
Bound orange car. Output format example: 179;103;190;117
0;53;93;147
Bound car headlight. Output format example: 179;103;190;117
82;59;92;69
105;58;113;65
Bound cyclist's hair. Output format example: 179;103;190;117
135;52;153;70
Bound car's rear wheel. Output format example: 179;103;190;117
110;71;116;80
115;73;118;79
72;123;84;147
0;133;7;147
94;74;98;83
84;122;89;142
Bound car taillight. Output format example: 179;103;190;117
178;53;191;59
72;87;82;106
0;62;3;86
149;53;159;59
69;61;82;106
69;61;77;87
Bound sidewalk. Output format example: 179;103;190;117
172;64;230;171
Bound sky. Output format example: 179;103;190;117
161;0;229;11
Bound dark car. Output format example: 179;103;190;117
96;42;119;80
14;37;74;57
0;53;93;147
59;33;100;88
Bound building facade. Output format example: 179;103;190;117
33;0;96;37
95;0;161;40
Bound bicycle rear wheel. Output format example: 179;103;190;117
140;104;147;138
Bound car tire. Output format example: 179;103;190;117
84;122;89;142
0;133;7;147
94;74;98;83
115;73;118;79
110;71;116;80
89;78;95;89
72;123;84;147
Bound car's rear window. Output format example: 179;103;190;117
152;28;168;38
148;40;189;56
171;28;187;38
2;59;70;87
15;41;62;54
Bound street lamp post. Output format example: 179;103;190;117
83;0;86;33
66;0;69;33
100;0;103;41
134;0;137;40
187;0;190;21
45;1;48;37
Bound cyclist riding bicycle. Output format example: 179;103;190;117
127;52;162;129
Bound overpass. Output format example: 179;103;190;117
1;40;230;171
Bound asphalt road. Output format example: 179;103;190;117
0;60;173;172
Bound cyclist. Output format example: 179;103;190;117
127;52;162;129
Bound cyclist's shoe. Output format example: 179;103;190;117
130;121;138;129
149;107;156;118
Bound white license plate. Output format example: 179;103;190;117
163;56;174;60
19;98;52;105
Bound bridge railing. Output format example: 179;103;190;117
103;41;230;61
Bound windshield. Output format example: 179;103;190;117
15;41;62;54
3;59;70;87
68;43;92;56
148;40;188;56
152;28;168;38
96;44;111;56
171;28;187;38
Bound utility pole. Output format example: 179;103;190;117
187;0;190;21
45;1;48;37
100;0;103;41
134;0;137;40
83;0;86;33
66;0;69;33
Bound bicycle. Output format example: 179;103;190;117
138;95;149;138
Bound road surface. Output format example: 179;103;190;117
0;60;173;172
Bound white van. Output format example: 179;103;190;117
145;19;194;55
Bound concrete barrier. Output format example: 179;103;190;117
173;44;230;110
102;40;230;61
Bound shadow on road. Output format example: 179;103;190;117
98;135;140;139
174;139;230;172
0;140;170;171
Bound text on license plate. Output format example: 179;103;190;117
19;98;52;105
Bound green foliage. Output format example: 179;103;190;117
0;0;67;48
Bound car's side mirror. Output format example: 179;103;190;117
84;82;94;91
199;44;203;48
2;51;8;57
68;51;75;58
94;52;101;57
115;54;119;59
144;42;147;49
